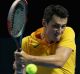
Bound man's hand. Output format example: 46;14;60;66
13;51;26;74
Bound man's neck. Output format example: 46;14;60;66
41;32;54;44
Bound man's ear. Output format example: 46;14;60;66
42;19;47;27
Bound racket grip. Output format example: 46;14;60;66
14;51;26;74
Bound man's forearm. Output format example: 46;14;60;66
21;51;63;68
22;55;60;68
27;60;60;68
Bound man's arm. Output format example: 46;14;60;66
21;46;72;68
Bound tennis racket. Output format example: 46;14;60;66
7;0;28;74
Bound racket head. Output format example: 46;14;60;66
7;0;28;38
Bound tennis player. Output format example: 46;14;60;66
15;4;76;74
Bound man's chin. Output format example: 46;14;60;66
54;37;60;42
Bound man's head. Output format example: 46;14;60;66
42;5;69;42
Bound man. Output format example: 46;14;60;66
15;5;76;74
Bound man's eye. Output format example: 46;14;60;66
52;25;66;29
52;25;59;28
61;25;66;28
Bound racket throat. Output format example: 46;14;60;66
14;36;22;51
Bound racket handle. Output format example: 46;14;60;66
14;51;26;74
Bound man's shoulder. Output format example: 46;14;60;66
65;27;74;31
61;26;75;38
64;27;75;34
22;35;38;42
22;36;30;42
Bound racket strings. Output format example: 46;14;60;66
11;1;26;37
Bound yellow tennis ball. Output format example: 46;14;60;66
26;64;37;74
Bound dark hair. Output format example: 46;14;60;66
43;5;69;23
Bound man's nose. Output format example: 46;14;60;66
57;27;63;34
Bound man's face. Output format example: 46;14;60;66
42;15;68;42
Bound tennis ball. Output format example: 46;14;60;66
26;64;37;74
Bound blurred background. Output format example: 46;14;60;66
0;0;80;74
